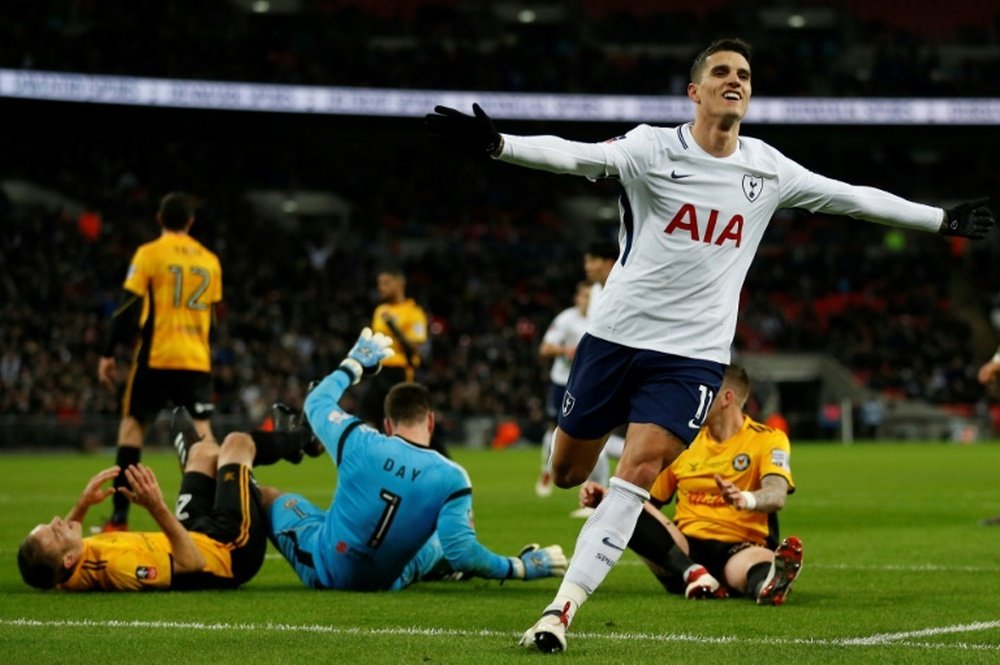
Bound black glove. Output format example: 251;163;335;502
942;197;995;239
425;103;502;156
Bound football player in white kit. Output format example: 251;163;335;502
427;37;995;653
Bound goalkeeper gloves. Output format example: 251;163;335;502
941;197;995;239
425;103;503;157
339;327;395;385
509;543;568;580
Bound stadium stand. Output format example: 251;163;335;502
1;1;999;445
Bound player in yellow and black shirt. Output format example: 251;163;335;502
98;192;223;530
16;412;283;591
18;403;322;592
578;364;804;605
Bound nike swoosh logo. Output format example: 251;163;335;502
601;536;625;551
671;170;694;179
688;419;702;429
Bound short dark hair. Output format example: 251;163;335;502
158;192;195;231
384;382;432;426
18;535;63;590
690;38;753;83
585;240;619;261
377;265;405;279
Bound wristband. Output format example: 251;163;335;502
509;556;525;579
739;490;757;511
338;358;363;385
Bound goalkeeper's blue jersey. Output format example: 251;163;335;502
295;369;511;590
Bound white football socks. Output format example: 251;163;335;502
543;477;649;626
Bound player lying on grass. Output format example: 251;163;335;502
261;327;568;590
578;364;802;604
18;408;320;591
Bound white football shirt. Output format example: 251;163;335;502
499;123;943;363
542;305;589;385
589;281;604;312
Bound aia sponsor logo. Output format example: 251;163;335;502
664;204;744;247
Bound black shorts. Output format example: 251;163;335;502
123;366;214;425
174;464;267;589
663;537;756;596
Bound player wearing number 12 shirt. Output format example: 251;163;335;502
263;329;567;590
97;192;223;531
425;36;995;652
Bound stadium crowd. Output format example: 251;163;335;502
2;1;999;443
0;0;998;97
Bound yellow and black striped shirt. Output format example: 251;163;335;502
58;531;236;591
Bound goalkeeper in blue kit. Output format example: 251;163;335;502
262;328;567;590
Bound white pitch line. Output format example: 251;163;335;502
841;620;1000;645
3;618;998;651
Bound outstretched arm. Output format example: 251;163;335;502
120;464;206;574
436;493;565;581
426;104;617;179
781;164;995;239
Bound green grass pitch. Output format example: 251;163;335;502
1;441;998;664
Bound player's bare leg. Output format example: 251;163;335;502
193;418;218;446
522;423;685;652
548;427;608;488
217;432;256;469
723;545;773;595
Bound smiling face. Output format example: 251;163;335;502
688;49;752;125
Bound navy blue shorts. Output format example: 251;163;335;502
558;334;725;446
546;382;567;420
